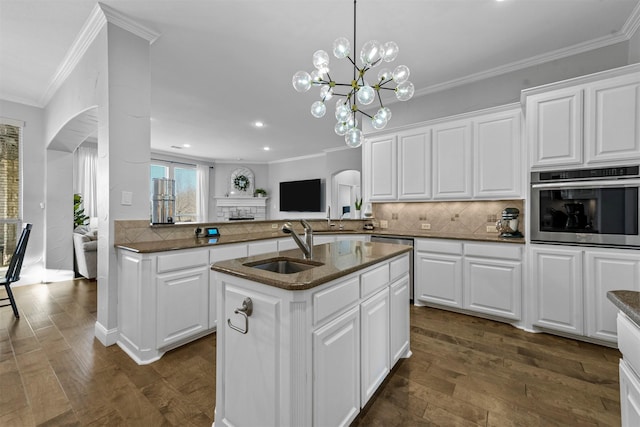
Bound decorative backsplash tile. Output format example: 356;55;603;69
371;200;525;236
114;200;524;245
114;219;364;245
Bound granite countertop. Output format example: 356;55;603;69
116;229;524;253
212;240;412;291
607;290;640;326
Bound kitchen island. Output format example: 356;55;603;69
211;240;412;427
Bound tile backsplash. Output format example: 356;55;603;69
372;200;525;236
114;200;524;245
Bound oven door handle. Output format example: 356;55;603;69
531;178;640;189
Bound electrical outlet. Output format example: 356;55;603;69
486;225;498;233
271;223;278;229
380;220;389;229
392;213;399;220
421;223;431;230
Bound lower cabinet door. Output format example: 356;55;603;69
156;266;209;348
415;251;463;308
360;287;390;406
585;250;640;342
390;274;410;365
313;306;360;427
463;257;522;320
620;359;640;427
531;246;584;335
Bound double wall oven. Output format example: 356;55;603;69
531;166;640;247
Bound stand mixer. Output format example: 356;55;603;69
495;207;523;238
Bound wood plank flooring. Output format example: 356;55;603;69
1;279;621;426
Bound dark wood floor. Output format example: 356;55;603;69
1;279;621;426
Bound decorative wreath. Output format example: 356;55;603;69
233;174;250;192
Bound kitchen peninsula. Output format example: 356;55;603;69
212;240;412;427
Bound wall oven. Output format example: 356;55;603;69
531;166;640;247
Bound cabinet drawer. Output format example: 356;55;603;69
618;312;640;377
390;254;410;281
415;239;463;255
157;249;209;273
313;276;360;326
361;263;390;299
465;243;522;261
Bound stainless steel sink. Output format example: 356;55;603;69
243;257;323;274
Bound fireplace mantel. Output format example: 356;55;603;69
215;197;268;221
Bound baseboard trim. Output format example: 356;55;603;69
94;321;118;346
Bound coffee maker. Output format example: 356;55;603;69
496;207;523;238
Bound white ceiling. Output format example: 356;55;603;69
1;0;639;163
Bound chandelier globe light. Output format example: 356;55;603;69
292;0;414;148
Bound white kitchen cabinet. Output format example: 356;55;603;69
585;73;640;164
156;265;209;348
360;286;390;406
432;119;472;199
463;243;522;320
315;234;337;245
398;127;431;200
473;109;522;198
585;249;640;342
620;360;640;427
527;87;583;168
209;243;248;328
525;64;640;169
368;135;397;201
364;104;522;202
248;239;278;256
277;236;299;251
531;245;584;335
415;239;463;308
219;283;281;427
617;312;640;427
313;306;361;427
214;249;410;427
389;274;410;365
117;246;215;364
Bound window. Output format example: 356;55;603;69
150;161;198;222
0;124;21;268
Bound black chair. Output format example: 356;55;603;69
1;223;32;318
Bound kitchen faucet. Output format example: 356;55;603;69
282;219;314;259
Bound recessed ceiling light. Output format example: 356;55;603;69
263;146;270;151
183;143;191;148
254;121;265;128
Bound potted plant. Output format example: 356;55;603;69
74;193;89;228
354;197;362;219
255;188;267;198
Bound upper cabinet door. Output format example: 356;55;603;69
528;88;583;168
368;135;397;201
473;110;522;199
432;120;472;199
585;73;640;164
398;127;431;200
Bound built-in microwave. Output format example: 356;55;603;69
530;166;640;247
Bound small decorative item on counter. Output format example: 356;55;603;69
255;188;267;197
354;197;362;219
496;207;522;238
363;202;373;218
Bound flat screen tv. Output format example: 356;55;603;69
279;178;324;212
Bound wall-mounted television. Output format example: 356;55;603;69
279;178;324;212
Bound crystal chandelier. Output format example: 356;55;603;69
292;0;414;148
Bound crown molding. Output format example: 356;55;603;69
99;3;160;44
268;152;326;165
38;2;160;107
415;28;634;98
622;0;640;38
